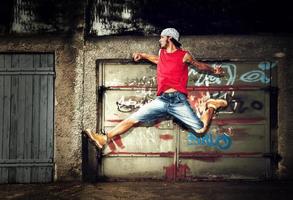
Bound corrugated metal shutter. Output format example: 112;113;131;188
0;53;54;183
97;60;276;180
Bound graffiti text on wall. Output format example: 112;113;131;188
115;61;276;113
187;130;233;150
125;76;156;87
116;90;155;113
188;61;276;86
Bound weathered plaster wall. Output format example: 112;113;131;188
278;54;293;179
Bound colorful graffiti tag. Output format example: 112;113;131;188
115;61;276;113
187;132;232;150
189;61;276;86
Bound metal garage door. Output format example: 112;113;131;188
0;53;54;183
97;60;276;180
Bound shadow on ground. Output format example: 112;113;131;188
0;181;293;200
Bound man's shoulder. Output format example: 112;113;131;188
179;48;189;54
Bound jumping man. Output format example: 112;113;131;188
84;28;228;148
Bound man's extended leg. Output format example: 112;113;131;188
84;97;168;148
107;119;139;138
84;119;138;148
196;107;214;134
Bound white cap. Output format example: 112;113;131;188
160;28;180;42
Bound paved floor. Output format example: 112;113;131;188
0;181;293;200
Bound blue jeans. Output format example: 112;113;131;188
128;91;204;133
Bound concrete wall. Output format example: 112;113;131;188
0;34;292;180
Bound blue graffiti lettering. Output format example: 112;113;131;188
187;132;232;150
258;61;276;70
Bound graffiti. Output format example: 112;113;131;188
226;96;264;114
187;131;232;150
236;100;263;113
188;61;276;85
107;135;125;152
125;76;156;87
240;70;269;83
116;90;155;112
188;63;234;100
188;63;237;87
240;61;276;83
116;95;152;112
115;61;275;115
187;91;236;115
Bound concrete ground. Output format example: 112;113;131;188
0;181;292;200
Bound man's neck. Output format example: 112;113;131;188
165;44;178;53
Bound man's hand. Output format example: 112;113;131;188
132;53;143;62
213;64;225;75
132;52;159;64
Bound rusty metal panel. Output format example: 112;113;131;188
102;157;174;179
101;89;176;178
99;63;175;179
175;158;269;180
98;60;276;180
178;60;275;180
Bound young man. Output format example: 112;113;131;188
84;28;228;148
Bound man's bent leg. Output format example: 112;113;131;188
168;95;205;134
196;107;214;134
196;98;228;134
168;93;227;136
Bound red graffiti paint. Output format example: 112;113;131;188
229;128;249;140
164;164;190;181
108;140;116;152
159;134;174;141
112;135;125;149
107;135;125;151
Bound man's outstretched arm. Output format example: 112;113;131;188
183;52;224;75
133;52;159;64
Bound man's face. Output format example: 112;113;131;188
159;35;169;48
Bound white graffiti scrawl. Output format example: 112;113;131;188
240;61;276;83
188;63;237;86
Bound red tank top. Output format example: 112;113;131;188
157;49;188;96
